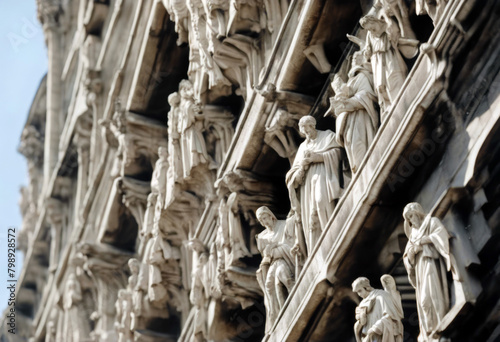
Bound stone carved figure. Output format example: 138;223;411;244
115;289;133;342
359;8;418;120
146;226;175;305
285;116;344;255
187;0;230;92
255;206;295;332
178;80;210;178
352;275;404;342
151;146;169;212
109;106;128;177
402;202;460;342
167;92;184;184
127;258;143;329
328;51;378;174
190;252;210;342
63;274;91;342
226;192;253;264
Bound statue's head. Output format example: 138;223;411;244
168;92;180;106
118;289;126;299
352;277;374;299
256;206;277;230
199;252;209;265
298;116;317;138
179;79;193;99
158;146;168;158
359;14;386;33
128;258;141;274
352;51;367;68
403;202;426;230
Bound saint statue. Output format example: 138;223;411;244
352;275;404;342
328;51;378;174
146;226;175;306
167;92;184;184
63;274;91;342
178;80;209;178
402;202;460;342
359;9;418;121
285;116;344;255
115;289;133;342
255;206;295;331
190;252;210;342
151;146;169;211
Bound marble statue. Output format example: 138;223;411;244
256;206;295;331
226;191;253;264
151;146;169;211
328;51;378;174
146;226;174;305
352;275;404;342
115;289;133;342
359;8;418;120
167;92;184;184
190;252;210;342
402;202;460;342
63;274;91;342
178;79;209;178
127;258;143;329
285;116;344;255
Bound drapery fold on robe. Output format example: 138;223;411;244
286;130;343;253
403;215;460;339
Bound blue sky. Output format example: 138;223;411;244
0;2;47;312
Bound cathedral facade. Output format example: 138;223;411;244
6;0;500;341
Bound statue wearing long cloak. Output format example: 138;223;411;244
336;64;378;173
403;215;458;342
178;95;209;178
256;215;295;331
365;28;407;115
285;130;343;254
355;289;404;342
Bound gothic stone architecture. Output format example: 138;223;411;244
5;0;500;341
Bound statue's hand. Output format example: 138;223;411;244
363;328;377;342
301;157;312;167
414;243;423;253
291;244;301;258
